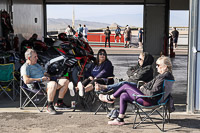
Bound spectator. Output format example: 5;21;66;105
83;24;88;39
29;33;38;42
138;28;143;48
20;49;75;115
77;24;83;38
170;27;179;48
104;26;111;48
98;56;174;125
28;33;38;47
114;25;121;43
76;49;114;97
65;25;71;36
95;52;154;92
70;27;76;36
123;26;131;48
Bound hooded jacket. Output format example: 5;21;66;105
126;52;154;83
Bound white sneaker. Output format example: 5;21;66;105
68;82;75;97
77;81;84;97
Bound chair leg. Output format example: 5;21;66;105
0;87;14;101
94;103;103;115
94;102;110;115
134;105;163;131
20;86;22;109
73;94;92;112
133;108;139;129
162;105;165;132
20;88;45;112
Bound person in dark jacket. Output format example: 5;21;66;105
76;49;114;97
127;52;154;83
95;52;154;92
98;56;174;125
104;26;111;48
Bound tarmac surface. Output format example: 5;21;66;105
0;46;199;133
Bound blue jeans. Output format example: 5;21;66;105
106;81;137;92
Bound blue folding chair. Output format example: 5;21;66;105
132;79;175;132
0;63;16;101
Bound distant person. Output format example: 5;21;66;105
115;25;121;43
170;27;179;48
70;27;76;36
104;26;111;48
123;26;131;48
83;25;88;39
138;28;143;48
77;24;83;38
65;25;71;36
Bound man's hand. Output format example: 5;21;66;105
44;72;50;77
41;76;50;81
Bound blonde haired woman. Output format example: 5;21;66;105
99;56;174;125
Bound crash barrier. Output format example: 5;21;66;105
87;33;139;44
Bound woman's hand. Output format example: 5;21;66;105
140;86;144;90
89;76;94;80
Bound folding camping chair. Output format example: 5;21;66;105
20;78;47;112
132;79;175;132
94;76;115;115
0;63;16;101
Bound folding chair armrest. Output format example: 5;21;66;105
137;81;145;88
107;76;114;79
132;92;165;98
95;89;114;95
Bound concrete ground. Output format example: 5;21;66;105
1;46;199;133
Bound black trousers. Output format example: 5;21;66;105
105;37;110;47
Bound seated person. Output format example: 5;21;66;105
98;56;174;125
28;33;38;47
77;49;114;97
95;52;154;92
20;49;75;115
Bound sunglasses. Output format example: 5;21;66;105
99;53;106;56
138;58;143;61
156;64;161;67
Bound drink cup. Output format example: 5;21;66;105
71;101;76;108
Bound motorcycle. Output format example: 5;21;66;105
21;33;94;84
53;33;95;84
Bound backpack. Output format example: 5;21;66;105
107;108;119;120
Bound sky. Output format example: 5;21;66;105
47;5;189;27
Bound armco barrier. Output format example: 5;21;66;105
87;33;124;43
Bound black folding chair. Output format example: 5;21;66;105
20;78;47;112
93;77;115;115
132;79;175;132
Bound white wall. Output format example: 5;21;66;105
13;0;44;43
